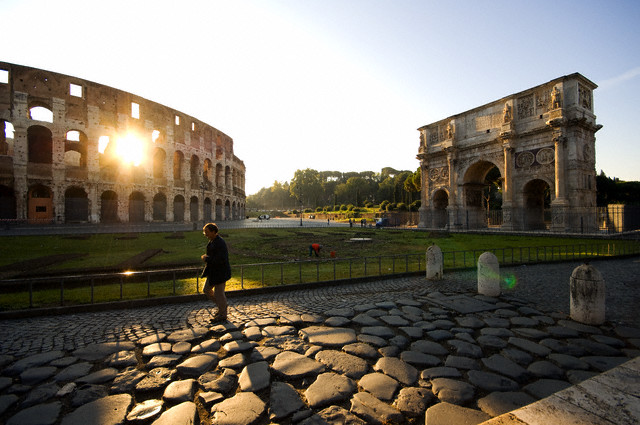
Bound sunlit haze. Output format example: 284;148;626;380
2;0;639;194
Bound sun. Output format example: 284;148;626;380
116;134;145;166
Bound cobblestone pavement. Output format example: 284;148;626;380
0;257;638;424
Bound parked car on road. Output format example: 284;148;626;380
375;218;391;228
258;214;270;220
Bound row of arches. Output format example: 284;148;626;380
1;121;244;190
0;185;245;224
428;160;552;231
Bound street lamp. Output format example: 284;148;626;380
300;198;303;227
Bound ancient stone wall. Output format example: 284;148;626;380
0;62;245;223
417;73;601;232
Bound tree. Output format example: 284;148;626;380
290;169;323;208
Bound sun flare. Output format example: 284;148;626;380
116;134;144;166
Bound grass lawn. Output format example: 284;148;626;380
0;228;636;311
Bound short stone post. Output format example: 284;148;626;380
426;244;443;280
477;252;500;296
570;263;605;325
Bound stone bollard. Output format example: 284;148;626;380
477;252;500;296
570;263;605;325
426;244;443;280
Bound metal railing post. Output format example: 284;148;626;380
60;279;64;306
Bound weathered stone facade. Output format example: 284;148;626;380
417;73;601;232
0;62;245;224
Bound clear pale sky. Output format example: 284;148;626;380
2;0;639;195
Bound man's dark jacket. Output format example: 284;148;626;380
202;235;232;284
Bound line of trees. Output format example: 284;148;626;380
596;171;640;206
247;167;422;211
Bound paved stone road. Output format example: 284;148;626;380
0;257;638;424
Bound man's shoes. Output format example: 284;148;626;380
211;313;227;322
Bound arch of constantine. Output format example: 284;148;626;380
0;62;245;224
417;73;601;233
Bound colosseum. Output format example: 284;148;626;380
0;61;245;225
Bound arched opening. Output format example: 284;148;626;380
225;200;231;220
173;151;184;181
462;160;502;229
522;179;551;230
215;199;223;221
216;163;223;189
129;192;145;223
173;195;185;222
433;189;449;228
190;155;200;190
203;159;213;189
101;191;119;223
153;148;166;179
0;185;16;220
29;106;53;123
204;197;212;222
28;184;53;223
153;193;167;221
1;120;15;156
65;186;88;222
27;125;53;164
64;130;87;167
190;196;199;222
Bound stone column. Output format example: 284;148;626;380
418;161;430;228
426;244;443;280
570;264;605;325
477;252;500;296
501;142;514;230
551;132;569;231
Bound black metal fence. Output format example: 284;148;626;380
1;240;638;312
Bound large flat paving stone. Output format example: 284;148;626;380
425;401;490;425
305;372;356;408
212;392;266;425
7;401;61;425
152;401;197;425
269;382;305;421
176;353;218;377
61;394;131;425
315;349;369;379
298;326;357;347
431;378;475;405
73;342;135;361
373;356;418;385
239;361;270;392
349;391;403;425
358;372;399;401
4;351;64;375
272;351;325;379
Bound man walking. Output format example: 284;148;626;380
201;223;231;321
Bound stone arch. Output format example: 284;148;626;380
190;155;200;189
27;125;53;164
225;166;231;189
190;196;199;222
204;197;212;222
173;150;184;181
225;200;231;220
432;188;449;228
173;195;185;222
101;190;118;223
64;186;88;222
28;184;53;223
153;192;167;221
215;198;223;220
216;163;223;189
28;104;53;123
461;160;502;229
1;120;15;156
522;178;551;230
203;158;213;187
64;130;88;167
0;185;17;220
129;191;145;223
153;148;166;179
